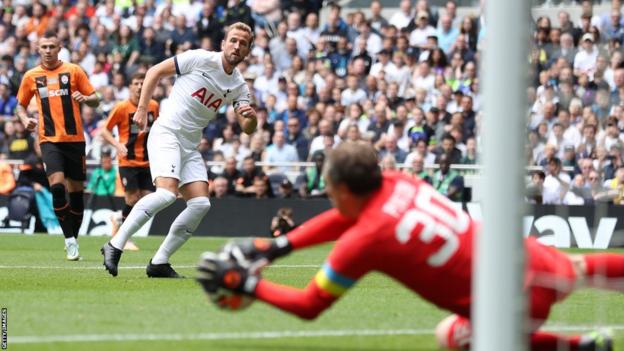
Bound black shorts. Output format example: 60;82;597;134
40;142;86;181
119;167;155;191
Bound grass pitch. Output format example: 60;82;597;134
1;234;624;350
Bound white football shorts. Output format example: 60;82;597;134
147;123;208;186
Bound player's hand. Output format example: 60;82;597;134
116;144;128;158
21;117;37;131
221;237;293;269
133;109;147;131
196;251;259;295
236;105;256;119
71;91;87;103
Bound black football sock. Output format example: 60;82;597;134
51;184;73;239
69;191;84;239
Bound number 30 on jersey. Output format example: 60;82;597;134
387;182;470;267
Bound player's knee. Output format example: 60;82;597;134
187;196;211;214
155;188;177;206
435;315;471;350
50;183;67;208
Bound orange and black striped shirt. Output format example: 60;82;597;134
105;99;159;168
17;62;95;143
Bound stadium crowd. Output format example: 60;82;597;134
0;0;621;205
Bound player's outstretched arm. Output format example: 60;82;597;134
286;208;356;249
222;209;355;266
134;58;176;129
254;279;336;320
197;251;338;320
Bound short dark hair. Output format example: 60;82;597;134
532;170;546;180
41;31;58;40
324;142;382;196
442;133;456;144
548;157;562;166
130;72;146;83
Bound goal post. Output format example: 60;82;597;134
472;0;531;350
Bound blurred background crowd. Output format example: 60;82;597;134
0;0;622;205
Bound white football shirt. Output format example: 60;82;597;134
157;49;251;147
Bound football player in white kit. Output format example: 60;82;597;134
101;22;257;277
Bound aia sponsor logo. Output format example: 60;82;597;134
191;88;223;111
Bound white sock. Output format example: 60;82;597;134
151;197;211;264
110;188;177;250
64;237;77;246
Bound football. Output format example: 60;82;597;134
207;287;255;311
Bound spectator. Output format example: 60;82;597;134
210;176;230;199
86;150;117;196
369;48;392;77
112;24;140;71
432;152;464;202
403;151;432;184
300;150;326;198
253;173;273;199
5;120;35;160
279;94;306;128
380;153;397;171
543;157;571;205
367;102;390;143
198;137;214;161
309;118;339;156
437;13;459;55
24;2;49;38
526;170;545;204
408;11;436;49
550;32;577;66
168;15;196;54
341;75;366;107
269;207;296;236
461;136;478;164
235;156;262;197
220;157;241;196
369;0;388;33
111;72;129;100
286;117;309;162
389;0;413;30
320;8;349;53
435;133;462;165
224;0;254;28
276;179;298;199
263;130;299;174
140;27;166;65
574;33;599;79
0;83;17;119
377;134;408;164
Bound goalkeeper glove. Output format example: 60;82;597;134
222;236;293;268
196;251;259;295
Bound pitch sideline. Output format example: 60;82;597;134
0;264;320;269
8;325;624;344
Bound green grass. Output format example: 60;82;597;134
0;234;623;350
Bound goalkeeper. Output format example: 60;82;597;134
198;142;621;351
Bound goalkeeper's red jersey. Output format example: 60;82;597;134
319;171;477;316
257;171;575;320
